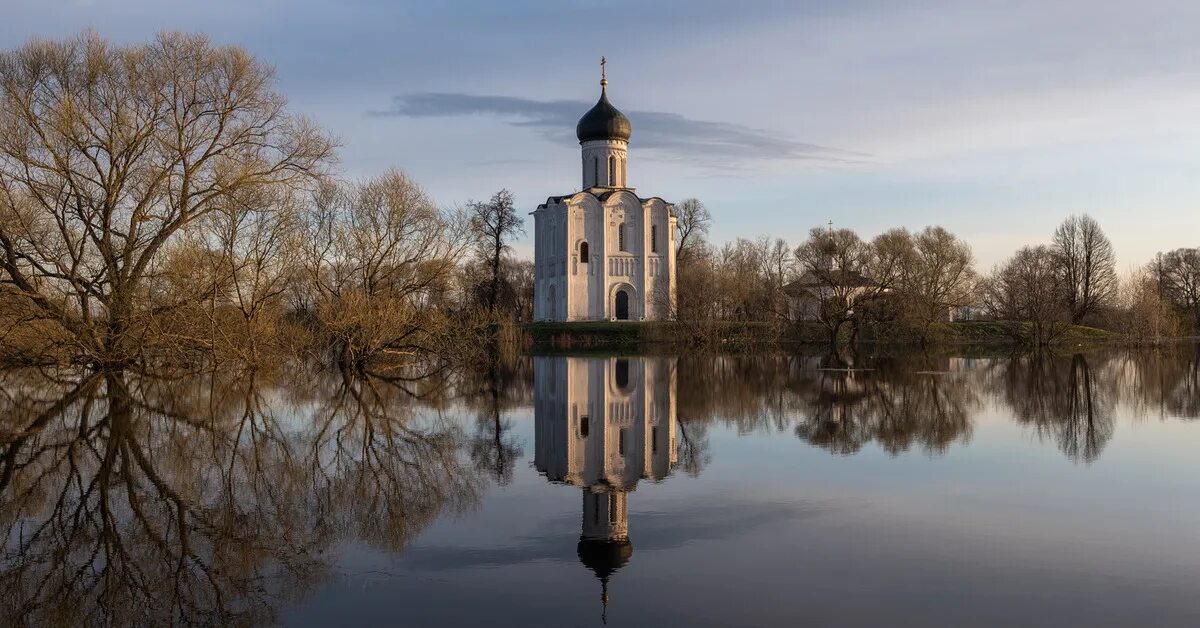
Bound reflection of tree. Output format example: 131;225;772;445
792;356;875;455
676;350;977;457
677;348;1194;465
994;353;1116;463
0;369;298;625
870;367;975;456
307;367;482;551
466;351;525;486
1115;347;1200;420
677;354;804;434
1174;347;1200;419
469;402;523;486
675;353;814;471
676;420;711;477
0;365;481;626
792;353;977;456
1058;355;1112;463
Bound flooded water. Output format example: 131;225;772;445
2;349;1199;627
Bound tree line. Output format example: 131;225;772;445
1;32;1196;369
676;347;1199;464
672;198;1199;345
0;32;531;368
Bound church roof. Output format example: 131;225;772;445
576;84;631;144
537;190;674;216
784;269;874;294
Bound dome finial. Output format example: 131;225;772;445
576;60;630;143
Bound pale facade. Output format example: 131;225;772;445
784;269;877;321
533;70;677;321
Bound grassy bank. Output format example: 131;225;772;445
523;319;1142;351
855;320;1122;346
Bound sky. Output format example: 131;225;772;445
4;0;1199;268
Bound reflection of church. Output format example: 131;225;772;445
533;356;677;622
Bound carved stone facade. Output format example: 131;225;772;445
533;74;677;321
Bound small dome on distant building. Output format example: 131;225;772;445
576;60;631;143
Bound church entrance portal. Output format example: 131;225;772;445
615;289;630;320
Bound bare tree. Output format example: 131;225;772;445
662;243;720;337
298;170;469;368
1052;214;1117;324
657;197;714;333
1154;248;1200;333
714;239;765;320
759;237;795;321
900;226;977;338
203;184;304;360
1116;265;1184;344
0;32;333;364
507;258;536;323
793;226;901;342
468;189;522;318
674;197;711;261
984;245;1070;345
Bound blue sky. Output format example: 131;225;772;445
5;0;1199;267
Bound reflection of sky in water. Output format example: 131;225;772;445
0;352;1195;626
285;354;1200;628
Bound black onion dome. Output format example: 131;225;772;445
576;86;631;143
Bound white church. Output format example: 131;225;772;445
533;62;677;321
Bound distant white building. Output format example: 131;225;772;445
783;268;876;321
533;61;677;321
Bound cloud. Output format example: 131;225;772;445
370;93;863;167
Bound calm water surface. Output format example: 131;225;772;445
2;349;1198;627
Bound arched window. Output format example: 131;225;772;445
593;157;599;187
608;155;615;186
651;224;658;253
580;415;589;438
618;223;626;251
579;241;589;263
